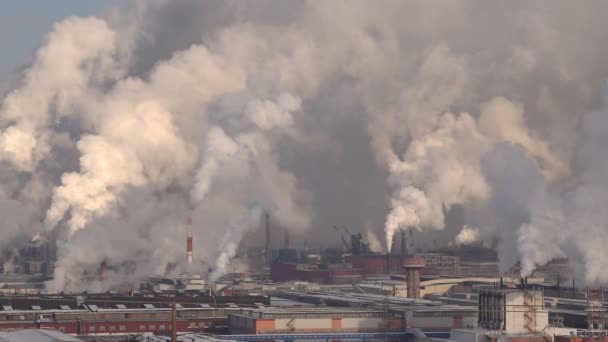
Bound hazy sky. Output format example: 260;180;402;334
0;1;112;82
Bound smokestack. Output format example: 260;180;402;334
99;261;107;282
186;216;193;265
400;230;407;261
409;229;414;252
284;229;290;249
265;212;271;266
386;253;391;274
403;258;425;299
500;277;503;289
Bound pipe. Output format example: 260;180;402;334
187;216;193;265
172;301;177;342
187;236;193;265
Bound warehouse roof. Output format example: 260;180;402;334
0;329;82;342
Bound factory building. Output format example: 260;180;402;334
20;235;55;277
229;308;404;335
0;292;270;336
446;284;574;342
477;287;548;333
270;262;361;284
344;255;405;275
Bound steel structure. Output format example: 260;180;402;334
586;288;605;338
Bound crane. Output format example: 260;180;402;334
332;225;351;253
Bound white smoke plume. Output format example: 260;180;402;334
2;1;608;290
506;87;608;284
366;230;384;253
454;225;481;246
209;207;263;284
0;17;120;172
383;97;565;251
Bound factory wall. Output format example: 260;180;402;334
407;311;477;330
345;255;404;274
270;262;362;284
275;318;332;330
0;318;222;335
230;314;405;334
554;336;608;342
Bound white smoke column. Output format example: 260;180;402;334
384;97;567;251
191;127;240;204
45;43;244;234
45;102;197;234
513;88;608;283
208;207;263;283
454;225;480;245
517;208;567;277
191;93;306;278
384;112;491;251
366;230;384;253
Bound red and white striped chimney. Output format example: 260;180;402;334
186;216;193;265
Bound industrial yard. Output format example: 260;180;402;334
0;228;599;342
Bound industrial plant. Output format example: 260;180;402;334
0;222;601;342
2;0;608;342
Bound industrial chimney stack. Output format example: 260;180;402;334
99;261;108;282
403;258;425;299
186;216;193;265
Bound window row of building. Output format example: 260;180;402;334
412;310;477;318
245;311;385;319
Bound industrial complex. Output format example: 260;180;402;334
0;223;601;342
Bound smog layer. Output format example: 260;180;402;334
2;1;608;290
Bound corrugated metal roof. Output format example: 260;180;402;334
0;329;82;342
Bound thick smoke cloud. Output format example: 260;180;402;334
500;88;608;285
2;1;608;289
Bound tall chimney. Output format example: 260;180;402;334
400;230;407;261
386;253;391;274
100;261;107;282
403;258;425;299
186;216;193;265
284;229;290;249
265;212;271;266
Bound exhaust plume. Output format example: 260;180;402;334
454;225;480;246
2;1;608;289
